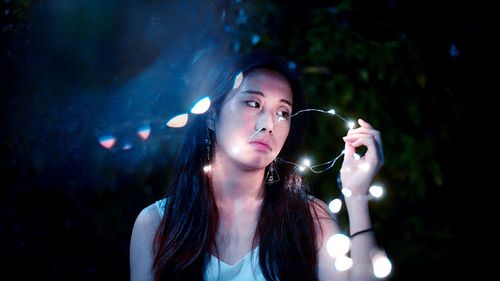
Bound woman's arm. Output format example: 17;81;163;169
130;204;161;281
315;197;379;281
317;119;385;281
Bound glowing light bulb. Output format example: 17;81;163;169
137;125;151;140
302;158;311;167
203;165;212;173
359;163;371;172
233;72;243;89
190;96;211;114
231;146;240;155
340;167;352;174
122;142;132;150
326;234;350;258
251;34;260;45
372;250;392;278
369;185;384;198
334;256;353;271
341;188;352;198
166;113;188;128
328;199;342;213
226;106;375;175
98;135;116;149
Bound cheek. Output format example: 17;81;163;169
276;122;291;144
280;119;292;133
216;106;254;143
226;103;257;130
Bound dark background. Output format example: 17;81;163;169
2;0;484;280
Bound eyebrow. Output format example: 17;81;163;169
241;90;293;107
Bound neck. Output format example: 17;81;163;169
210;150;266;205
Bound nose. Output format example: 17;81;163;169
256;110;274;134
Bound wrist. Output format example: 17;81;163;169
344;194;370;207
350;227;374;238
344;193;369;201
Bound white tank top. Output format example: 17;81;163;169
155;199;267;281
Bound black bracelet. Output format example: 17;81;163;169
350;228;374;238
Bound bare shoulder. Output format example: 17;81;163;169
134;203;162;230
130;203;162;281
308;196;341;248
131;202;162;247
308;197;348;280
308;196;336;222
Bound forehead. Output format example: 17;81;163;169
238;69;293;101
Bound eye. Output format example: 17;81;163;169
277;110;290;118
246;101;260;108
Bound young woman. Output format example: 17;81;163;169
130;52;385;281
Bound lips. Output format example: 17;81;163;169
249;140;272;151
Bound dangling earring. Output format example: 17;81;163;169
203;129;214;173
265;159;280;185
205;129;213;162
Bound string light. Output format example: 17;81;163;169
203;165;212;173
233;72;243;89
275;108;355;174
358;162;371;172
341;188;352;198
279;152;344;174
277;108;348;122
334;255;353;271
369;185;384;198
249;127;266;140
328;198;342;213
326;234;351;258
347;120;355;130
301;158;311;167
371;249;392;278
166;96;212;128
98;135;116;149
166;113;188;128
122;142;133;150
98;69;391;276
190;96;211;114
137;125;151;140
231;146;241;155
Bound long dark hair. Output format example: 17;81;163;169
153;52;327;281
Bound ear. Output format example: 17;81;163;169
206;110;216;131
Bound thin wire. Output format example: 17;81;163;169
249;127;266;140
276;108;352;173
280;108;349;123
278;150;344;174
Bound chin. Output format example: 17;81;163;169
237;156;272;171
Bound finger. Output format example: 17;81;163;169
345;129;382;147
344;131;376;140
350;136;375;149
358;118;373;128
345;127;380;138
350;136;378;160
350;136;383;163
359;120;383;145
344;140;355;159
343;133;380;146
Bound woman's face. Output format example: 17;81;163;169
214;68;293;171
